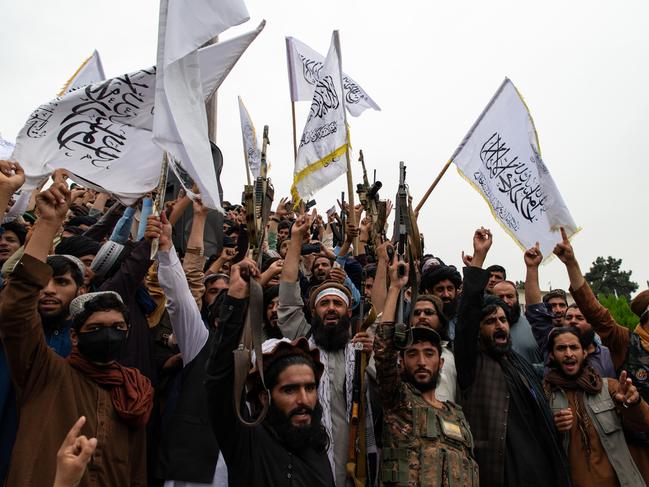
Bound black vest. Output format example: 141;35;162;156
156;331;220;483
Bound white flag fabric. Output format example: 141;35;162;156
451;78;578;259
153;0;253;210
0;135;14;160
286;36;380;117
58;50;106;96
238;96;261;178
291;32;349;203
11;31;262;203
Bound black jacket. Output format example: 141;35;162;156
205;295;333;487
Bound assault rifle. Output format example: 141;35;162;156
356;150;387;259
234;126;274;426
392;161;422;349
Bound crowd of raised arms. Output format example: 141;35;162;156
0;158;648;487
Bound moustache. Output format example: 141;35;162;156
289;406;314;418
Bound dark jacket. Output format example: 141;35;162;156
204;295;333;487
455;267;571;487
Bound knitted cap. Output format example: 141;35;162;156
90;241;125;277
69;291;124;319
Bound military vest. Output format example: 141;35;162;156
622;332;649;445
381;393;479;487
549;379;644;487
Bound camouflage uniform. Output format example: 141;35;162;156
374;323;479;487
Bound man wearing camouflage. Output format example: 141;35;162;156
374;257;479;486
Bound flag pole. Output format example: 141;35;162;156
413;160;452;216
150;152;170;259
291;101;298;162
334;31;358;256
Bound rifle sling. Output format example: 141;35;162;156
233;276;269;426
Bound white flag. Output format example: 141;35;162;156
291;31;349;203
0;135;14;160
58;50;106;96
11;32;262;203
451;78;578;259
286;36;380;117
153;0;253;210
238;96;261;178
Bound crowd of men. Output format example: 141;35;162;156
0;158;648;487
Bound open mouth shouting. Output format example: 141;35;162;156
493;329;508;345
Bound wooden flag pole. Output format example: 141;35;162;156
290;101;298;162
414;160;452;216
150;152;170;259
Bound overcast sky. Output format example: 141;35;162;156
1;0;648;295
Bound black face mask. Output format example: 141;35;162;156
77;327;127;363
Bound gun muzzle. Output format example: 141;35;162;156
367;181;382;199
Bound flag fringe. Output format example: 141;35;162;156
290;142;348;205
57;52;94;97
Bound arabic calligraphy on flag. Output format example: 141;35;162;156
286;36;380;117
451;78;578;259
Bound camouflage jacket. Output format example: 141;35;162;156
374;323;479;487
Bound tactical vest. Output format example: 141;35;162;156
622;332;649;445
549;380;644;487
381;401;479;487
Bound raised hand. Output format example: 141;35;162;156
345;222;360;243
146;212;173;251
376;241;393;263
34;171;70;224
274;197;290;220
228;258;260;299
329;266;347;284
614;370;640;407
192;196;210;218
0;160;25;192
388;255;409;289
524;242;543;268
291;209;315;238
473;227;493;255
461;251;473;267
53;416;97;487
553;227;576;265
351;331;374;354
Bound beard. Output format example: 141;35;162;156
311;313;351;352
482;330;512;356
402;367;440;393
442;298;458;320
40;308;68;331
265;401;329;453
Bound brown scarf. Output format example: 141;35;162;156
67;348;154;429
544;365;603;465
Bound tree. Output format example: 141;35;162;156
584;256;638;301
598;294;639;332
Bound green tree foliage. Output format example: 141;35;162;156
597;294;639;332
585;256;638;301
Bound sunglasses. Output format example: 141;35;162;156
413;308;437;317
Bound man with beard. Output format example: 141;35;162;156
374;257;479;486
0;254;85;482
455;227;571;487
0;179;153;486
491;279;541;366
419;264;462;340
543;289;569;326
204;260;332;487
523;242;616;379
278;210;376;487
544;327;649;486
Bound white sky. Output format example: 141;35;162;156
1;0;648;295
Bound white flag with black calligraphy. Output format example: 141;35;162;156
286;36;380;117
238;96;261;178
451;78;578;259
0;135;14;160
291;31;349;203
10;31;263;203
59;50;106;96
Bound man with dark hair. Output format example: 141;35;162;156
544;327;649;486
55;235;100;288
543;288;569;326
485;264;506;292
0;221;26;265
363;264;377;301
205;260;333;487
0;180;152;487
419;264;463;340
524;241;616;379
278;211;375;487
455;228;571;487
374;257;478;486
552;228;649;479
263;285;281;340
491;279;541;366
202;273;229;309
